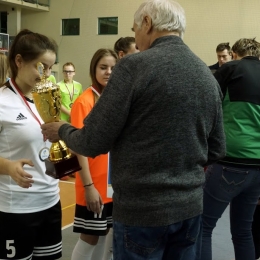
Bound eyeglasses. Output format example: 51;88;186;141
63;70;75;74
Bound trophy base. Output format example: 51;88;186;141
45;154;82;179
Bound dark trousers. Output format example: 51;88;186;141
200;164;260;260
113;215;202;260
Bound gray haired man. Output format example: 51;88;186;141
41;0;226;259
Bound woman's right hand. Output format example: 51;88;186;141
6;159;34;188
85;186;103;214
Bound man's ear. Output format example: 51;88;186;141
15;54;23;68
143;15;153;34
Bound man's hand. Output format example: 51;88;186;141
7;159;34;188
41;121;67;142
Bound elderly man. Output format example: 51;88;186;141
42;0;225;259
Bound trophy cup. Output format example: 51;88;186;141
32;62;81;179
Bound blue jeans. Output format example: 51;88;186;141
113;215;202;260
201;163;260;260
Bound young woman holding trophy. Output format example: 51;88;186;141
70;49;117;260
0;29;62;259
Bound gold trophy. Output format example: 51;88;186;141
32;62;81;179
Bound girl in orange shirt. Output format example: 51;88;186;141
70;49;117;260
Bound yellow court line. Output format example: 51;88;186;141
62;203;75;210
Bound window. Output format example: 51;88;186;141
0;33;9;52
98;17;118;35
62;18;80;36
0;12;7;33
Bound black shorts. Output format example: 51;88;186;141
0;201;62;260
73;202;113;236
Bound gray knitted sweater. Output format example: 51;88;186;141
59;36;226;226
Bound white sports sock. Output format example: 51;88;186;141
102;229;113;260
91;236;106;260
71;238;96;260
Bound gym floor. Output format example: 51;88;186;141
60;179;235;260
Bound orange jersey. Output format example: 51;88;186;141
70;87;112;206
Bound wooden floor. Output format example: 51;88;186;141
59;177;76;228
59;177;236;260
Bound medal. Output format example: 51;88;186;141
39;147;50;162
64;81;75;109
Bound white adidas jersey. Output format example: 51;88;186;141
0;80;60;213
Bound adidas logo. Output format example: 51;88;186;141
16;113;27;121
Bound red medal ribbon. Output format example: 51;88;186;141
11;78;46;141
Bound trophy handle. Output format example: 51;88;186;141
37;62;45;80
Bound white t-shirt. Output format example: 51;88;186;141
0;80;60;213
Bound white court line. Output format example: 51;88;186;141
62;223;73;230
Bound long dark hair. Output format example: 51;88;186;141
9;29;58;78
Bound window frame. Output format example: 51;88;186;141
98;17;118;35
61;18;80;36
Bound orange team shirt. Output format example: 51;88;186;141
70;87;112;206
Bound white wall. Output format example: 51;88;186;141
2;0;260;88
20;0;141;87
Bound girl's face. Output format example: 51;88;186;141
16;50;56;89
95;55;116;87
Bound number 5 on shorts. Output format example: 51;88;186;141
6;240;16;258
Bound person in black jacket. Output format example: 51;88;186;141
201;38;260;260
